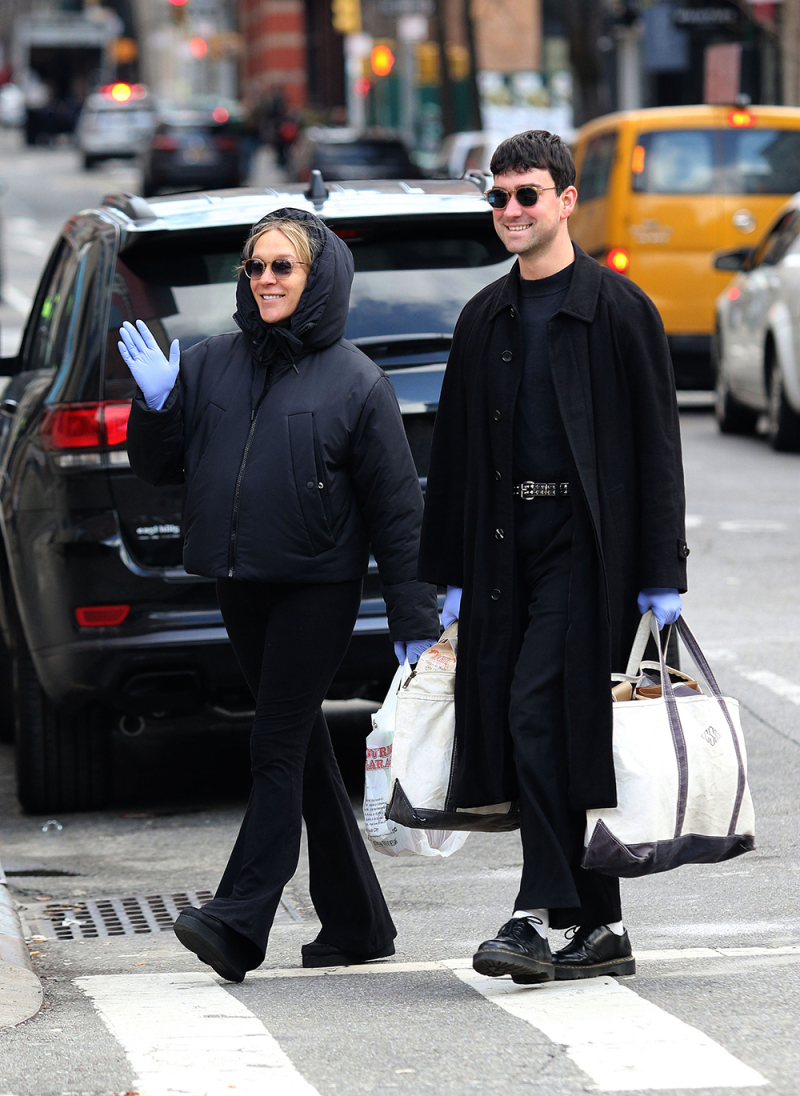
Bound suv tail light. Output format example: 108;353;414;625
40;401;131;468
75;605;131;627
152;134;179;151
215;136;237;152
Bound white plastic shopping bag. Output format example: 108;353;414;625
364;660;469;857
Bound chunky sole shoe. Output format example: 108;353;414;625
554;955;636;980
173;907;252;983
472;946;554;984
301;941;396;969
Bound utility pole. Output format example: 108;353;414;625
432;0;455;136
463;0;482;131
783;0;800;105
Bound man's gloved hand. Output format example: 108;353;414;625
394;639;438;666
638;588;682;630
441;585;462;629
118;320;180;411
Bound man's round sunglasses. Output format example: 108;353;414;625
485;185;557;210
244;258;308;279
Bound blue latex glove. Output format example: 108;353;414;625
638;588;682;630
118;320;180;411
441;585;462;629
394;639;438;666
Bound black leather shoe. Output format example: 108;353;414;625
553;925;636;980
173;907;259;983
301;937;396;968
472;917;554;984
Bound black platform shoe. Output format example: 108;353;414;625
301;937;396;968
472;917;554;984
173;907;259;983
553;925;636;980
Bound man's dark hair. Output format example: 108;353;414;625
490;130;576;194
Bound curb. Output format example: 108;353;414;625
0;861;43;1026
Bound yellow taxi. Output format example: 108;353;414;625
570;105;800;387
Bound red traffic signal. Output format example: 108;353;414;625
370;44;394;77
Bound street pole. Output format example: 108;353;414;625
432;0;455;137
615;21;642;111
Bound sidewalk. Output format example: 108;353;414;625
0;860;42;1026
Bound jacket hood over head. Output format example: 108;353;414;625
233;207;354;365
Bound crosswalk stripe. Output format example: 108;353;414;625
76;972;321;1096
448;965;768;1091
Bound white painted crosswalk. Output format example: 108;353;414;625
76;972;321;1096
447;961;768;1091
73;950;780;1095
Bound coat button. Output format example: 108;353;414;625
306;481;315;490
495;528;504;540
491;588;501;600
501;350;512;361
493;409;502;421
495;470;502;481
510;307;516;318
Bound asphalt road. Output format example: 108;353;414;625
0;130;798;1096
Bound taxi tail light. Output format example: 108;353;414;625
40;401;131;450
152;134;179;151
75;605;131;627
607;248;630;274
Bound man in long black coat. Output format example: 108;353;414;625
418;131;689;984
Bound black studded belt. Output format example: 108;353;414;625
513;481;570;499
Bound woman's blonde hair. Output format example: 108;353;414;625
240;217;321;273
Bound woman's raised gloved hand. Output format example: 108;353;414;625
394;639;439;666
118;320;180;411
441;585;462;629
638;588;682;630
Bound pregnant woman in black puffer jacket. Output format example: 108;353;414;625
120;207;439;983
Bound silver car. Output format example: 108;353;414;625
714;195;800;451
76;85;156;170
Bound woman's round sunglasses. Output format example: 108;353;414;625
484;185;557;210
244;258;308;279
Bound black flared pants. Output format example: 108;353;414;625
202;578;396;965
511;501;621;931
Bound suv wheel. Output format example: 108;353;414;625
13;644;111;813
768;360;800;451
715;367;758;436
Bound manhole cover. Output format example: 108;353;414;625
20;890;301;941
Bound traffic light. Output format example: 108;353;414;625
331;0;361;36
370;44;394;77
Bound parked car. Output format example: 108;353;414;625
290;127;421;182
714;196;800;450
141;102;243;196
0;177;511;813
571;105;800;389
76;84;156;170
429;130;506;178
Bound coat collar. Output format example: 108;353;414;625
488;243;602;323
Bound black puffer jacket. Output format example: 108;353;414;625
127;208;439;641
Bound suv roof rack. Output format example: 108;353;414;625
462;170;489;193
102;193;158;224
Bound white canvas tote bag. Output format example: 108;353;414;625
583;611;755;877
385;622;520;832
364;660;468;857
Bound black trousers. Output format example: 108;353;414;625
202;578;396;965
510;500;621;931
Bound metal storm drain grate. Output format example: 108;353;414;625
21;890;300;941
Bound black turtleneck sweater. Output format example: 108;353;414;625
513;262;574;485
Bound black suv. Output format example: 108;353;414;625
0;178;511;813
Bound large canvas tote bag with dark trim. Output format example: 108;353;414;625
385;622;520;832
583;611;755;877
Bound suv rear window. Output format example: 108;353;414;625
632;130;716;194
632;127;800;195
103;217;511;397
